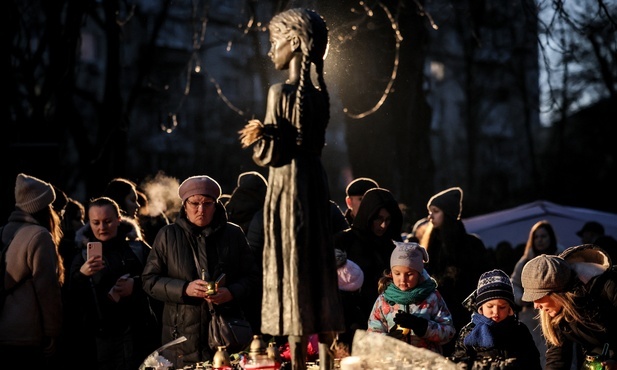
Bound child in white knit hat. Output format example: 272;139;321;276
450;269;541;369
366;241;455;354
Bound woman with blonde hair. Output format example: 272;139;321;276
521;245;616;370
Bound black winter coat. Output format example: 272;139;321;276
70;219;155;334
142;203;260;367
452;315;542;369
69;218;159;366
333;188;403;326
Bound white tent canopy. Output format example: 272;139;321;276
462;200;617;250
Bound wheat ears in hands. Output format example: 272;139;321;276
238;119;265;148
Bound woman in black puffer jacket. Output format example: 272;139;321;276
142;175;260;368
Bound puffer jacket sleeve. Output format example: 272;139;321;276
423;291;457;345
142;224;191;303
366;294;392;334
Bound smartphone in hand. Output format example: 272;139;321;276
87;242;103;260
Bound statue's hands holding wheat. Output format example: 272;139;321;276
238;119;264;148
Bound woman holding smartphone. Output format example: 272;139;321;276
68;196;158;370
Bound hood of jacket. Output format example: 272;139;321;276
75;216;144;248
560;244;611;284
351;188;403;241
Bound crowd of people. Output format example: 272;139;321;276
1;170;615;370
2;6;616;370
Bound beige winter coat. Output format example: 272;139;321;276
0;211;63;346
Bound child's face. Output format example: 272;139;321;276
391;266;421;291
479;299;512;323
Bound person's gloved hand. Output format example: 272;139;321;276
393;311;428;337
387;325;406;340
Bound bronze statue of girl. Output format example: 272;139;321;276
239;8;343;370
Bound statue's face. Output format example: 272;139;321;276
268;30;293;71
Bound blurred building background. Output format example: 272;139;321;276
3;0;615;227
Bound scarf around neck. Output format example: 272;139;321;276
464;313;515;348
383;277;437;305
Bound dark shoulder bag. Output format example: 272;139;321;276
207;300;253;353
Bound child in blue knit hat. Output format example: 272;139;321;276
450;269;541;369
366;241;455;354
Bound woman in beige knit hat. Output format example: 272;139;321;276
521;245;616;370
0;173;64;368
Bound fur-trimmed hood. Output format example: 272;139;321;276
75;217;144;248
560;244;612;284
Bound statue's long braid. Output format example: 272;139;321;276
308;10;330;126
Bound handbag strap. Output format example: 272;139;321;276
189;243;217;315
188;239;210;282
207;300;216;315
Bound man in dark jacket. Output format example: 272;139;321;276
142;175;260;368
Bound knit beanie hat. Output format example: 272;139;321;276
475;269;515;309
178;175;222;202
15;173;56;214
427;187;463;220
346;177;379;197
237;171;267;191
390;241;429;274
521;254;572;302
